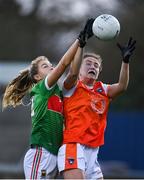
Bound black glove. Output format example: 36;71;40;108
85;18;95;39
117;37;136;63
78;18;95;48
78;30;87;48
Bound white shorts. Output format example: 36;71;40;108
58;143;103;179
24;147;57;179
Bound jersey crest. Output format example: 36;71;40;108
90;94;106;114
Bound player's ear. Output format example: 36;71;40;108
99;65;102;73
33;74;41;82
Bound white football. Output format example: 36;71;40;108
92;14;120;41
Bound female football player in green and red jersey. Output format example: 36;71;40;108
2;19;93;179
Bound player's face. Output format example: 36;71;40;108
80;57;101;81
37;58;54;80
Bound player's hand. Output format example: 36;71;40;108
78;30;87;48
78;18;95;48
85;18;95;39
117;37;136;63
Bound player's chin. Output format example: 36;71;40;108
87;74;96;80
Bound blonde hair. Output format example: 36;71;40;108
2;56;47;109
83;52;103;71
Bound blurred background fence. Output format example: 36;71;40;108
0;0;144;178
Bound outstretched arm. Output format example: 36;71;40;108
107;62;129;98
64;46;83;89
64;18;95;89
107;37;136;99
47;39;80;88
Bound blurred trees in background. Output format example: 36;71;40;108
0;0;144;110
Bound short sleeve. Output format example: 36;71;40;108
44;75;56;90
62;79;77;97
101;83;109;95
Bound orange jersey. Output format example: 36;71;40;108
63;81;110;148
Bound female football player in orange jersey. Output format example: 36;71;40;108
58;36;136;179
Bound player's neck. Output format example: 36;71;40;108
82;78;95;87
